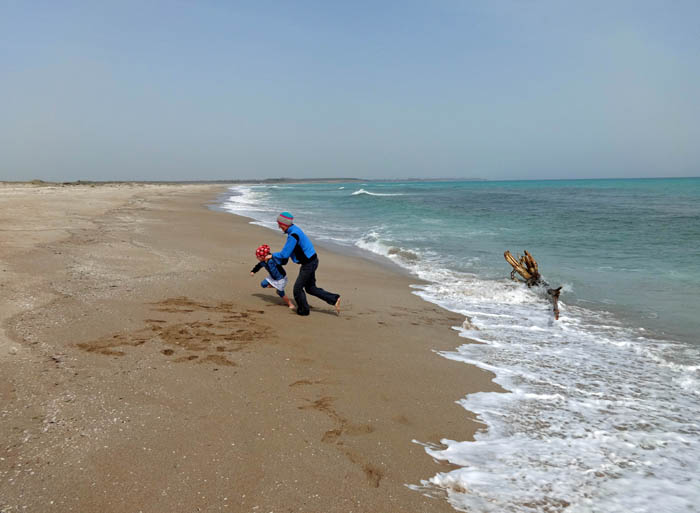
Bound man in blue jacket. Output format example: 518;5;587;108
272;212;341;316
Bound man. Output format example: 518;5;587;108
272;212;341;316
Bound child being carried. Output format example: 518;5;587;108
250;244;295;310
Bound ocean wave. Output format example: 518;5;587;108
387;246;420;262
221;185;273;213
355;231;424;266
351;188;404;197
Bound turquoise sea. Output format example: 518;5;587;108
221;178;700;513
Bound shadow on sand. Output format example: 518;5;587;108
251;293;339;316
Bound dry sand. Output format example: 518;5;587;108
0;183;498;512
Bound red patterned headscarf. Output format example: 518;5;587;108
255;244;271;258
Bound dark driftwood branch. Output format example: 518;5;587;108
547;286;562;320
504;250;563;320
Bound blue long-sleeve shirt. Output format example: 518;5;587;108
272;224;317;264
251;255;287;281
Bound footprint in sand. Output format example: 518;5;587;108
296;393;383;488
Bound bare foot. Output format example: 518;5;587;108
334;297;341;316
289;304;296;310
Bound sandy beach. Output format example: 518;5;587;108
0;183;498;512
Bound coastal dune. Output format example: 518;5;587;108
0;183;497;512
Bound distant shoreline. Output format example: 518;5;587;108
4;176;697;187
0;177;488;187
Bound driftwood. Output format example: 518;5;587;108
549;286;562;320
504;250;562;320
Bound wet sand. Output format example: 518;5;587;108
0;183;498;512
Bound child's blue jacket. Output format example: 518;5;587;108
251;255;287;281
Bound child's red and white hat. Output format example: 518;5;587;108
255;244;271;258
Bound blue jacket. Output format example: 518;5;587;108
251;255;287;281
273;224;317;264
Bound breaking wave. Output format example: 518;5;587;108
351;188;404;197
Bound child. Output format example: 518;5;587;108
250;244;295;310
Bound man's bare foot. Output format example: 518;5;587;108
289;304;296;310
334;297;341;316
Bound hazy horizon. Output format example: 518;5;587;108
7;176;700;185
3;1;699;182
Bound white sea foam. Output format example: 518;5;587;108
409;274;700;512
221;185;274;214
351;188;404;197
355;230;414;259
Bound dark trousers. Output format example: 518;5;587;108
293;258;339;316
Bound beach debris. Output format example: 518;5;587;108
548;286;562;321
462;316;479;331
504;250;563;320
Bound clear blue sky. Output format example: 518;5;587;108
2;1;699;181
